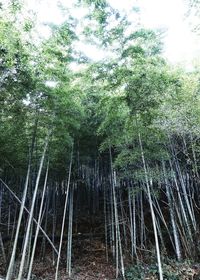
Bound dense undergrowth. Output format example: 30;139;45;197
124;260;200;280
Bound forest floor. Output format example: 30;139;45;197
1;240;200;279
0;237;117;280
31;238;116;280
1;213;200;279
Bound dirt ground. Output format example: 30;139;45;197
32;239;116;280
0;238;117;280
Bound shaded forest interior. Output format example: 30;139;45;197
2;144;200;280
0;157;117;279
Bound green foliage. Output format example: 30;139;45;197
125;262;194;280
123;29;164;57
125;265;145;280
0;6;83;176
124;258;200;280
1;0;200;184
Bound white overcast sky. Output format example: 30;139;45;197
23;0;200;65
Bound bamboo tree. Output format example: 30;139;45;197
138;132;163;280
128;186;134;259
162;161;182;261
55;146;73;280
52;183;57;265
66;184;74;277
26;162;49;280
103;180;109;262
6;163;31;280
0;188;6;264
109;147;125;280
18;132;50;279
40;186;50;260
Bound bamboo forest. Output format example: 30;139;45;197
1;0;200;279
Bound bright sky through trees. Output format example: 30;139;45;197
21;0;200;66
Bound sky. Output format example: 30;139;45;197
23;0;200;66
